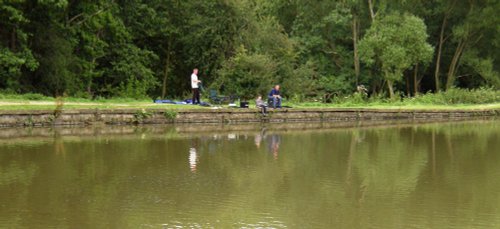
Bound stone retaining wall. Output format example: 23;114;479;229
0;118;495;141
0;108;498;127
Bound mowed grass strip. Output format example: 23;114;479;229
0;99;499;111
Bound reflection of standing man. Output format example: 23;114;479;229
189;147;198;173
191;68;201;104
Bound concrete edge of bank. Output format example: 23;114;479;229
0;107;498;127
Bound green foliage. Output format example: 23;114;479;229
23;93;49;101
461;50;500;89
290;88;499;107
23;114;34;127
0;91;52;101
133;109;152;124
0;0;498;101
405;87;500;105
163;109;177;122
111;45;158;99
359;12;434;98
214;46;277;99
284;1;356;97
0;1;39;92
32;26;78;96
282;61;318;100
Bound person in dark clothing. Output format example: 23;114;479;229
268;85;282;108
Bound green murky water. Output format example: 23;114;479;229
1;120;499;228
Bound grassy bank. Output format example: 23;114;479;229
1;88;499;111
0;99;499;111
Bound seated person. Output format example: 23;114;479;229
255;95;267;115
268;85;282;108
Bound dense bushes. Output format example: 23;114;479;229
0;92;52;101
292;88;499;107
405;88;500;105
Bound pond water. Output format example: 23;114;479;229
0;120;499;228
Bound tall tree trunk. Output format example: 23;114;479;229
434;0;458;91
434;15;448;92
352;15;360;86
162;50;171;99
387;81;394;99
385;71;394;99
446;39;466;90
368;0;376;21
370;71;381;95
413;63;419;95
406;72;411;96
87;58;96;96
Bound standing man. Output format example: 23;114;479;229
191;68;201;104
268;84;282;108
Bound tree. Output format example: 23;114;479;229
443;0;500;90
66;0;158;98
359;13;433;98
1;0;498;100
432;0;456;92
0;0;38;92
214;46;276;100
66;0;114;97
212;0;300;99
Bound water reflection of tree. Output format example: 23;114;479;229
0;149;39;228
353;128;429;201
408;122;500;227
53;130;66;157
1;121;499;228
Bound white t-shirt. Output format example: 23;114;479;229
191;74;199;89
